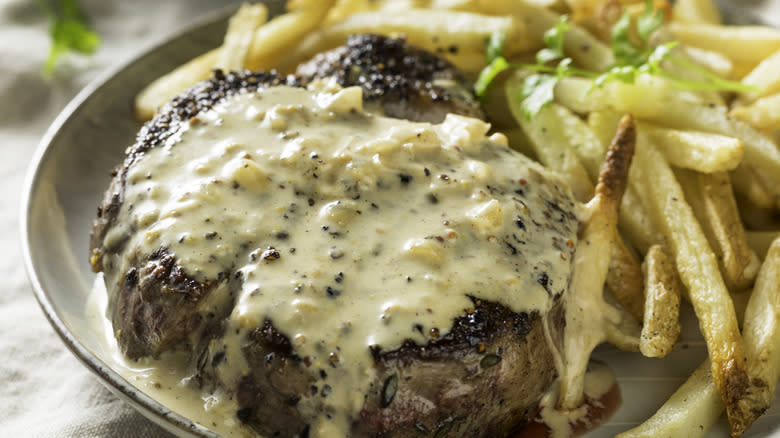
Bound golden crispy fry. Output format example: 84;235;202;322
642;123;744;173
543;99;607;183
669;23;780;67
731;93;780;132
728;239;780;435
134;48;219;121
618;188;659;254
639;245;682;358
287;9;517;71
505;79;595;201
616;359;723;438
555;75;780;192
135;0;332;120
738;49;780;104
427;0;482;10
630;133;749;432
606;236;645;323
560;114;636;409
659;42;727;106
215;3;269;71
323;0;376;25
244;0;337;71
672;0;722;25
676;169;761;292
588;111;659;253
680;46;733;80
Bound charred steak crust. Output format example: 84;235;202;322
91;35;565;438
214;297;565;438
296;34;485;123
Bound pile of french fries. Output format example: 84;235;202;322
135;0;780;436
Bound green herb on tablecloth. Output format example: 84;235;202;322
37;0;101;76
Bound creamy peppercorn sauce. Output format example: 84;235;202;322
101;84;582;436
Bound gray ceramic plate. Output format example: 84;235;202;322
20;1;780;437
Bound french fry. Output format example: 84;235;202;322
287;9;518;70
669;23;780;67
676;169;761;292
606;236;645;323
733;238;780;434
639;245;681;358
244;0;337;71
737;48;780;104
214;3;269;71
559;114;636;409
731;93;780;132
630;133;749;433
616;359;723;438
506;79;595;201
554;75;780;191
589;111;659;253
134;48;219;121
619;188;659;254
672;0;722;25
135;0;330;120
660;40;727;106
680;46;733;80
642;123;744;173
427;0;483;10
323;0;377;25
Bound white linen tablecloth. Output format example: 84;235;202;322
1;1;779;437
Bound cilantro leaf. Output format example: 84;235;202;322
474;56;510;98
485;32;505;64
537;16;569;64
637;0;665;43
611;12;645;67
38;0;101;76
520;74;559;120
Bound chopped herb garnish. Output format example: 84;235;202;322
38;0;101;76
475;0;758;120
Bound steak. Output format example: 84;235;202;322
90;36;577;438
296;34;485;124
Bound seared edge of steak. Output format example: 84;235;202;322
296;34;485;123
202;297;565;438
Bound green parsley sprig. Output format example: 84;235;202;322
475;0;758;120
38;0;101;76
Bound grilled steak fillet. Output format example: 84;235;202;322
91;37;572;438
296;34;485;123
